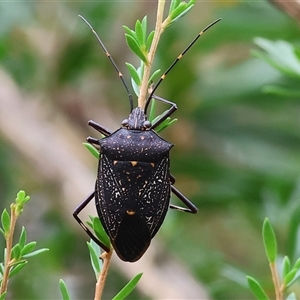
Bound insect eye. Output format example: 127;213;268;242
143;120;151;129
121;119;129;127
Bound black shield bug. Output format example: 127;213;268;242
73;15;221;262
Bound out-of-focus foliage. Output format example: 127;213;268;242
1;1;300;299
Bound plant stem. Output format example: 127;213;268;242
94;249;113;300
270;262;283;300
138;0;166;109
0;206;17;295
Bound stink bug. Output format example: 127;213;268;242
73;15;221;262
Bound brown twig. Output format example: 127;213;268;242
0;206;18;295
94;250;114;300
138;0;166;109
269;261;283;300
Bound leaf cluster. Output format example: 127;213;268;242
247;218;300;300
252;38;300;97
0;191;48;300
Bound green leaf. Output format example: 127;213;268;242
149;99;156;123
125;62;141;87
83;143;100;159
149;69;161;85
22;248;49;258
169;0;181;15
141;16;148;45
20;241;36;256
9;261;27;278
87;240;101;278
122;25;135;38
284;268;297;286
0;263;4;275
12;244;21;260
262;218;277;263
152;116;178;133
135;19;144;47
247;276;269;300
261;85;300;97
169;0;195;24
282;256;291;278
19;226;27;249
146;30;154;52
253;38;300;79
112;273;143;300
0;292;7;300
125;34;147;63
59;279;71;300
293;257;300;269
92;217;110;251
1;209;10;235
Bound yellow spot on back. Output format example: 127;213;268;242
131;161;138;166
127;210;135;216
113;160;118;165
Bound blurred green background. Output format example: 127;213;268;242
1;1;300;299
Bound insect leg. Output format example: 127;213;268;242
150;94;178;130
87;120;112;147
169;185;198;214
73;191;110;252
88;120;112;136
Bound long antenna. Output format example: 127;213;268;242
144;18;221;113
79;15;134;112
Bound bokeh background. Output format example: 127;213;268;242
1;1;300;299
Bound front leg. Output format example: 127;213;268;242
149;94;178;130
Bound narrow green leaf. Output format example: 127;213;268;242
284;268;297;286
112;273;143;300
125;62;141;87
135;19;144;47
22;248;49;258
146;31;154;52
125;34;147;63
0;292;7;300
1;209;10;234
92;217;110;250
59;279;71;300
282;256;291;278
141;16;148;45
149;99;156;123
261;85;300;97
169;0;180;15
148;69;161;85
262;218;277;263
12;244;21;260
20;241;36;257
19;226;27;249
0;263;4;275
247;276;269;300
87;240;101;278
83;143;100;159
253;38;300;78
169;1;195;24
293;257;300;269
9;261;27;278
123;25;134;37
